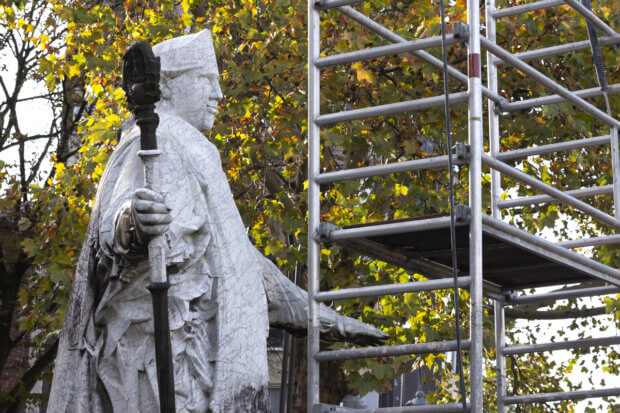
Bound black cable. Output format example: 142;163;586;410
438;0;467;411
581;0;612;116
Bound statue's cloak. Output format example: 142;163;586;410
48;113;270;412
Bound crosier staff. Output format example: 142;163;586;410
122;41;176;413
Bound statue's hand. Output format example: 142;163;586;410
319;307;389;346
333;315;390;346
131;188;172;242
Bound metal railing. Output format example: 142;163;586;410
306;0;619;410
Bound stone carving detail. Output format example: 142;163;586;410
48;30;387;412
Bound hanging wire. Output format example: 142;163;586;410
580;0;612;116
438;0;467;410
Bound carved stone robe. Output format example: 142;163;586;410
48;113;271;412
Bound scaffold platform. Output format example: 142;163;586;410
317;210;620;290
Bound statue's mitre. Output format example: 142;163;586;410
152;30;216;76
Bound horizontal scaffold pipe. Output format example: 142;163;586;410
314;340;471;361
315;0;365;9
502;336;620;356
497;184;613;209
491;0;565;18
502;83;620;112
481;37;620;128
482;154;620;227
503;387;620;405
314;155;463;184
510;36;620;62
507;285;620;305
337;6;507;107
315;34;464;68
319;215;458;241
481;215;620;284
316;403;471;413
495;135;610;161
562;0;620;38
315;92;469;126
314;277;471;301
558;234;620;249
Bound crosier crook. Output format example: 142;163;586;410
122;41;176;413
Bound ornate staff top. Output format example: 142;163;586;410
122;41;161;151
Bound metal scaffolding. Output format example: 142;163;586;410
306;0;620;411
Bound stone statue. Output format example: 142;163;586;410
48;30;387;412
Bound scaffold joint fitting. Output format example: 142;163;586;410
455;142;471;162
453;22;470;40
315;221;339;245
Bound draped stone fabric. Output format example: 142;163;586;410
48;114;271;412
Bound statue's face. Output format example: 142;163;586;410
164;64;223;132
153;30;222;132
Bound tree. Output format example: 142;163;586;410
0;0;618;411
0;0;92;410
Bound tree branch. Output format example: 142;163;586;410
1;338;59;413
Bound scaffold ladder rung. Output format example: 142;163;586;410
314;154;466;185
317;215;465;242
501;83;620;112
503;387;620;405
314;0;366;10
314;33;466;68
511;36;620;61
497;184;613;209
491;0;564;18
506;285;620;305
315;277;471;302
501;336;620;356
558;235;620;249
314;403;471;413
315;92;469;126
314;340;471;362
495;134;611;161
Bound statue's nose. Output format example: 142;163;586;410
211;82;223;100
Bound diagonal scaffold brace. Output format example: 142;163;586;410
122;41;176;413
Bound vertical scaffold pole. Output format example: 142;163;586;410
467;0;484;408
610;126;620;219
494;302;507;413
486;0;501;219
486;4;506;409
307;0;321;411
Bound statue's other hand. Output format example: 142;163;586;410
132;188;172;241
336;316;390;346
319;308;389;346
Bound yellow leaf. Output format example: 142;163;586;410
105;113;121;124
181;13;193;27
92;84;103;95
68;64;80;78
113;88;125;101
39;34;50;50
55;162;66;177
352;62;375;84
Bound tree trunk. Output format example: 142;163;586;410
291;338;349;412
